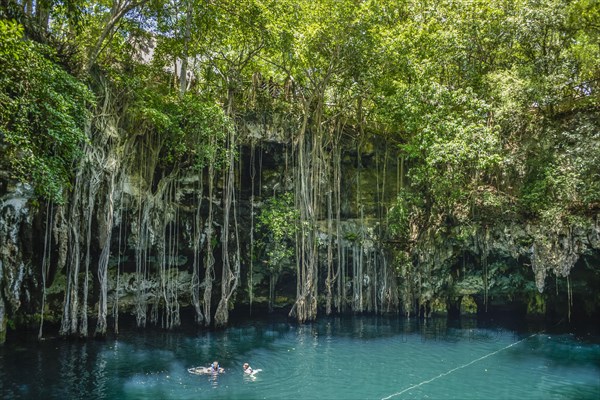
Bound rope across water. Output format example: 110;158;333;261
381;331;540;400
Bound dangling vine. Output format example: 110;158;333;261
249;139;256;314
191;173;205;324
202;151;216;327
38;201;53;340
215;97;241;327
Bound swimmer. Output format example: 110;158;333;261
243;363;253;374
188;360;224;375
210;361;225;373
243;362;262;376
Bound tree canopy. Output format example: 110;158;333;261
2;0;596;206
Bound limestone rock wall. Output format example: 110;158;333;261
0;183;34;342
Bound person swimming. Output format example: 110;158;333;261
210;361;225;373
188;360;224;375
243;362;262;376
243;363;253;374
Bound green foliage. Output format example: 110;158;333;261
373;0;599;231
3;1;595;222
256;192;299;272
0;19;93;202
143;94;230;170
172;95;231;170
123;70;230;171
519;109;600;219
387;189;420;246
388;82;502;217
460;296;478;314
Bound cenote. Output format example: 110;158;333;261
1;315;599;400
2;2;600;399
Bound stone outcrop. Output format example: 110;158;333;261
403;217;600;318
0;183;34;342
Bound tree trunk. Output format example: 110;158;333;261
179;0;193;97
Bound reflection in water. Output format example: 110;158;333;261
208;371;220;388
0;316;598;400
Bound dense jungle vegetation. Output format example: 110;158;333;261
0;0;599;342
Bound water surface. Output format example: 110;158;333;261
1;316;598;399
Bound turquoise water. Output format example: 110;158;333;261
1;316;599;399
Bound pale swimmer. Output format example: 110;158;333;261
243;362;262;376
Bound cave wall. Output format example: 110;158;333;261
1;119;599;342
401;219;600;320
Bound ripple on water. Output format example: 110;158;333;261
1;317;599;400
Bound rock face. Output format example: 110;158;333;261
402;219;600;319
0;127;599;342
0;183;34;342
